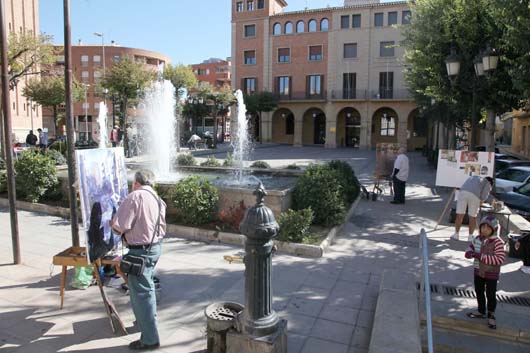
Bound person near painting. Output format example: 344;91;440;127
390;147;409;204
110;169;167;351
25;130;38;146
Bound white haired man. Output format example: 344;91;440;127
391;147;409;204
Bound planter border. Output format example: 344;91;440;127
0;192;362;258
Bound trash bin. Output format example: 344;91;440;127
204;302;243;353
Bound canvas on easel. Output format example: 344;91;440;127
76;148;129;263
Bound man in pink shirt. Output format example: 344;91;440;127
111;169;166;351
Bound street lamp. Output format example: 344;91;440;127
82;83;90;142
93;32;105;101
445;46;498;151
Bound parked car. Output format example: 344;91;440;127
495;159;530;174
13;142;32;158
477;146;500;153
495;167;530;193
495;153;520;160
496;182;530;220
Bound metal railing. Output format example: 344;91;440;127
419;228;434;353
275;91;327;101
331;89;368;100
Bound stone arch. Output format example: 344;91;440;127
336;107;361;148
371;107;399;148
272;108;295;144
303;107;326;145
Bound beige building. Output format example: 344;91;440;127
231;0;425;150
509;108;530;158
4;0;42;142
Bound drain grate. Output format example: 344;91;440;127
417;283;530;308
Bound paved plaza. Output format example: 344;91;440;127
1;146;529;353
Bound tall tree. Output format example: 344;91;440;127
403;0;520;150
163;64;197;92
23;76;84;136
244;91;278;143
101;57;156;155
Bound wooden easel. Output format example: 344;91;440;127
52;247;127;334
434;188;457;230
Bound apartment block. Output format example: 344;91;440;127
192;58;231;89
232;0;425;150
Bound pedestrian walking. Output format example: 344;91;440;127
390;147;409;204
464;215;505;330
451;176;493;241
110;169;166;351
37;128;48;153
25;130;38;146
110;125;120;147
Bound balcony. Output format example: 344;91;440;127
331;90;368;100
370;89;412;100
275;91;327;101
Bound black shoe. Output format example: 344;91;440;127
129;340;160;351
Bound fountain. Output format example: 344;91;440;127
142;79;177;178
232;90;251;184
97;102;108;149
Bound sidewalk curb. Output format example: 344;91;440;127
425;315;530;345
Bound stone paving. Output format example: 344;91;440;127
1;146;529;353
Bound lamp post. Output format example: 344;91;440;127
445;46;498;151
93;32;105;102
82;83;90;142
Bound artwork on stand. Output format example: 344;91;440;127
374;143;401;178
436;150;494;188
76;148;129;263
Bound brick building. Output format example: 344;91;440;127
192;58;231;89
44;45;170;141
4;0;42;142
231;0;426;149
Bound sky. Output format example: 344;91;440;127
39;0;348;65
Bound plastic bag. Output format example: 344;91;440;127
70;266;94;290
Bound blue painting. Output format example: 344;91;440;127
76;148;128;263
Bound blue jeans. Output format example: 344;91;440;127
127;242;162;345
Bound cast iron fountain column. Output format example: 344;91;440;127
239;183;280;337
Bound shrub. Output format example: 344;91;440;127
217;200;247;232
200;155;221;167
284;164;300;170
168;176;219;225
49;140;67;155
0;157;5;170
0;171;6;193
15;151;58;203
292;164;346;226
327;160;360;204
177;153;196;166
223;153;234;167
250;160;271;169
47;149;67;165
277;208;314;243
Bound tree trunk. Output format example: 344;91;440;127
122;97;129;157
0;100;5;159
53;105;58;137
486;109;496;152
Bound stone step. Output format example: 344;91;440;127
422;327;530;353
423;294;530;345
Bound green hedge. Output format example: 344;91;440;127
200;155;221;167
327;160;360;204
250;160;271;169
168;176;218;225
176;153;197;166
15;151;58;203
277;208;314;243
47;149;67;165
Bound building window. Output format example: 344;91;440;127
380;41;395;57
308;75;322;96
374;12;384;27
340;15;349;29
244;78;256;94
277;76;290;96
93;55;101;65
308;19;317;32
343;73;357;99
244;50;256;64
93;71;102;81
344;43;357;59
81;70;89;83
247;0;254;11
94;102;101;110
402;10;412;24
352;14;361;28
81;55;89;66
244;24;256;37
285;114;294;135
278;47;290;63
257;0;264;9
82;102;89;110
273;23;281;35
296;20;304;33
285;21;293;34
309;45;322;61
388;11;398;25
236;1;243;12
321;18;329;31
379;72;394;98
113;55;120;63
380;115;396;136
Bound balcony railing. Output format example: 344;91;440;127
331;89;368;100
331;89;413;100
275;91;327;101
370;89;413;100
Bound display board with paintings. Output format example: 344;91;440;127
76;148;129;263
435;150;495;188
374;143;401;178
